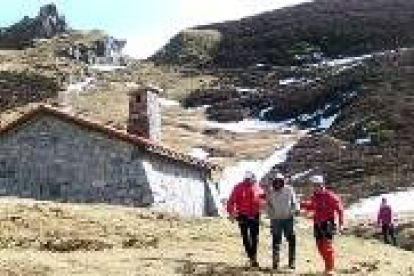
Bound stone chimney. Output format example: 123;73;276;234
127;85;161;142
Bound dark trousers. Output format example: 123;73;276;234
382;224;397;246
271;217;296;265
237;214;260;260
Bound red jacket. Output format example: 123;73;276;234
377;204;393;226
226;181;265;218
301;189;344;226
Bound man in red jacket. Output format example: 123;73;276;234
226;171;265;267
301;175;344;276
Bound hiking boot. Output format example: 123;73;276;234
272;257;279;270
250;257;259;268
251;260;259;268
288;262;296;270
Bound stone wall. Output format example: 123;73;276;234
146;91;161;142
0;114;217;216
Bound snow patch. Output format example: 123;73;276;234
125;82;139;89
259;106;274;119
204;119;294;133
90;64;126;72
159;98;180;107
279;77;313;86
67;77;96;93
298;110;340;130
218;143;295;202
290;169;315;181
189;148;209;160
325;54;373;66
355;137;372;145
346;188;414;221
235;87;257;93
319;113;340;130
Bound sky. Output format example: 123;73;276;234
0;0;311;58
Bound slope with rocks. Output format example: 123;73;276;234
273;49;414;198
153;0;414;67
151;0;414;194
0;197;413;276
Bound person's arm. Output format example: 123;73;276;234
226;186;238;216
258;184;267;210
300;195;315;211
332;193;344;227
290;186;300;215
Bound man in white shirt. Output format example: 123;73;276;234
265;173;300;270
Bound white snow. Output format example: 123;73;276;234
236;87;257;93
298;110;340;130
217;143;295;202
290;169;315;181
356;137;372;145
279;77;313;86
196;105;211;110
204;119;294;133
66;77;96;93
125;82;139;89
159;98;180;107
90;64;126;72
189;147;210;160
318;112;340;130
259;106;274;119
346;188;414;221
325;54;373;66
298;113;314;121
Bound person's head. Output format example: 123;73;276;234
381;197;387;206
272;173;285;190
309;175;325;192
244;171;257;184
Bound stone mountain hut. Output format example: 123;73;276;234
0;86;220;216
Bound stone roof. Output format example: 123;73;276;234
0;105;220;172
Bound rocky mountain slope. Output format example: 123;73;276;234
153;0;414;67
0;197;413;275
150;0;414;193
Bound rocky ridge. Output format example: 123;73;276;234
0;3;67;49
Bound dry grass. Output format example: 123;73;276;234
64;87;303;167
345;212;414;252
0;197;413;275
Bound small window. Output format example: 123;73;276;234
135;95;141;103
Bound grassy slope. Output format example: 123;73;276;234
0;198;413;276
155;0;414;67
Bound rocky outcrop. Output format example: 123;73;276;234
64;35;127;65
0;3;67;49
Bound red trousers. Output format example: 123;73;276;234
317;239;335;271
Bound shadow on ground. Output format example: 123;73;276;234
140;257;367;275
